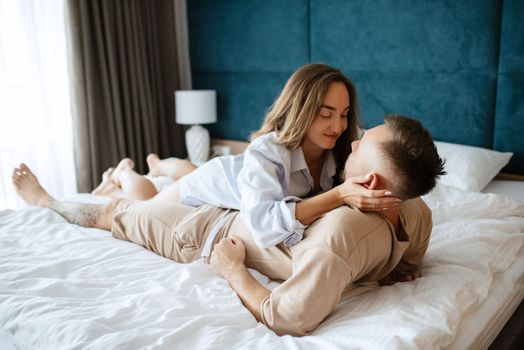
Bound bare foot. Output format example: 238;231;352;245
102;167;115;182
12;163;55;207
91;181;122;198
91;167;127;198
111;158;134;186
147;154;196;180
91;167;115;196
146;153;162;176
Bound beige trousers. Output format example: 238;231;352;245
111;200;293;280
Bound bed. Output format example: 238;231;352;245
1;141;523;349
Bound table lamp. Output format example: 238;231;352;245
175;90;217;165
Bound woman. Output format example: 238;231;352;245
94;63;399;248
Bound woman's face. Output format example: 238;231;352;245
303;82;350;152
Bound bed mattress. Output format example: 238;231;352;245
1;184;523;349
483;179;524;202
444;244;524;349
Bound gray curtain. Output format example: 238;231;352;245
65;0;192;192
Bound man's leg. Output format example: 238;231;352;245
12;163;116;230
12;163;204;263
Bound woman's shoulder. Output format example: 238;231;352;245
246;132;291;163
248;131;279;148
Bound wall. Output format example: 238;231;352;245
187;0;524;174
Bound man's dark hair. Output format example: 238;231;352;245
381;115;446;199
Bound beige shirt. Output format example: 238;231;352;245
221;197;432;336
112;197;432;337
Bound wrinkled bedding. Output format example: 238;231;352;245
1;184;523;349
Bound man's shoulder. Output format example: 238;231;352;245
399;197;432;232
296;206;391;260
315;206;384;228
401;197;431;214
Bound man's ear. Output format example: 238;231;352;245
363;173;379;189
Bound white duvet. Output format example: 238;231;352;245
1;184;523;350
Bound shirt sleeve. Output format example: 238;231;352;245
392;202;433;276
260;246;351;336
237;144;308;248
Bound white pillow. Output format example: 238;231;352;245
434;141;513;192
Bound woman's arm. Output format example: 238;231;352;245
238;140;400;247
296;174;400;225
237;143;308;248
295;188;343;225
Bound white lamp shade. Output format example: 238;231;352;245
175;90;217;125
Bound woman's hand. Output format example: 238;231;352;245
336;174;401;211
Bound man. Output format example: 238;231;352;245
12;115;445;336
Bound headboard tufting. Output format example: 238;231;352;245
187;0;524;174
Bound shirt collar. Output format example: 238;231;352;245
290;148;337;175
291;147;338;187
290;147;308;172
320;151;337;191
323;151;337;178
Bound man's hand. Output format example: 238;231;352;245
210;237;271;323
378;272;418;286
210;237;246;279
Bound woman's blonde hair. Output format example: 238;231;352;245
251;63;361;184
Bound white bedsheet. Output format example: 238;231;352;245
1;184;523;349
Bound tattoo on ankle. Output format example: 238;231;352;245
49;202;102;227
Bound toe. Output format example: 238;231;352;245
12;167;21;177
12;174;21;186
20;163;31;176
102;167;115;181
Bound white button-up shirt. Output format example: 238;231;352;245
179;132;337;248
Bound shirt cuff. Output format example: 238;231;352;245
283;232;303;246
282;198;308;247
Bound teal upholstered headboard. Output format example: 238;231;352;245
187;0;524;174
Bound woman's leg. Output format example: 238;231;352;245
146;153;197;180
110;159;158;200
148;181;182;203
92;155;197;201
91;167;118;196
91;159;158;200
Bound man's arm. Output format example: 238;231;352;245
211;237;350;336
210;237;270;321
380;199;433;285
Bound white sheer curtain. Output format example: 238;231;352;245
0;0;76;209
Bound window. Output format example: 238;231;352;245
0;0;77;209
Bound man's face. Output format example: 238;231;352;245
343;124;394;180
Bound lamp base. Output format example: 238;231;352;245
185;124;210;166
